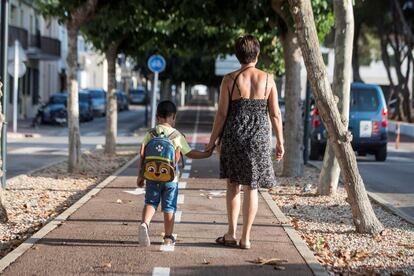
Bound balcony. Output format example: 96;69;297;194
27;33;61;60
8;25;61;60
8;25;28;49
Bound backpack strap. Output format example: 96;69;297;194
167;130;180;140
167;130;187;169
148;128;158;138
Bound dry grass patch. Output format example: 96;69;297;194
271;164;414;275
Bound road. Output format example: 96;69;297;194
357;133;414;220
6;105;147;178
313;133;414;222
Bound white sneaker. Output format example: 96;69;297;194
138;223;150;247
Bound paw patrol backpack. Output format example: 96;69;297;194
142;129;183;182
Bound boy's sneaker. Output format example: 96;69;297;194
163;234;176;245
139;223;150;247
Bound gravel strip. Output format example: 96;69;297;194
271;163;414;275
0;147;137;259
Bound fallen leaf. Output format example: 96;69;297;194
397;243;414;249
116;199;122;204
102;262;112;268
252;257;288;265
202;258;210;265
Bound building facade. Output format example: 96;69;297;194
7;0;66;120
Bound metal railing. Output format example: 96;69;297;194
8;25;28;49
29;33;61;57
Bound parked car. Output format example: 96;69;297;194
116;90;129;111
128;88;147;104
309;83;388;161
79;91;94;121
33;93;68;126
85;88;107;116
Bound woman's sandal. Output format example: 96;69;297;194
239;240;251;250
215;236;238;247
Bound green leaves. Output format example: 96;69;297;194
37;0;334;85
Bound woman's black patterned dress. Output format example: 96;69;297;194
220;71;276;189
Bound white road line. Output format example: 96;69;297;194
178;182;187;189
175;211;182;223
152;267;170;276
183;165;191;171
181;172;190;179
177;194;184;204
186;159;193;164
123;188;145;195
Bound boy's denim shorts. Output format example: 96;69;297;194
145;181;178;213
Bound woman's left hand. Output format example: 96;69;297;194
205;141;216;152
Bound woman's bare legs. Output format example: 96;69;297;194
225;181;241;241
241;187;258;246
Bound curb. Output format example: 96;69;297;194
260;190;329;276
7;132;42;139
307;161;414;226
0;155;139;273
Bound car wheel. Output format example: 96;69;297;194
32;115;42;128
309;142;321;160
375;144;387;161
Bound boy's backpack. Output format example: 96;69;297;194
142;129;183;182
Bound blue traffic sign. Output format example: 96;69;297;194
147;55;166;73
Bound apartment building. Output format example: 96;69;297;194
7;0;66;119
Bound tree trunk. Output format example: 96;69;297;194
288;0;384;234
352;21;362;82
160;79;171;101
0;81;8;222
66;0;98;173
280;30;304;177
318;0;354;196
104;43;119;156
67;25;82;173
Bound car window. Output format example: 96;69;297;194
350;88;379;112
50;95;67;104
89;90;104;98
130;89;144;95
79;93;90;102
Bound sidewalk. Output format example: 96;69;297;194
0;106;321;275
0;156;315;275
389;120;414;138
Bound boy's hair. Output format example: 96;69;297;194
157;100;177;118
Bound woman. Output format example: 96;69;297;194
206;35;284;249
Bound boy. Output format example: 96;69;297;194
137;100;212;246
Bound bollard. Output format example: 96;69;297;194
395;122;400;149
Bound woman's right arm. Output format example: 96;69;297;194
206;76;231;151
268;75;285;161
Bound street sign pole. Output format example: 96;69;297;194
147;54;166;128
151;72;158;128
12;40;18;133
1;0;9;188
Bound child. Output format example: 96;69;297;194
137;100;212;246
